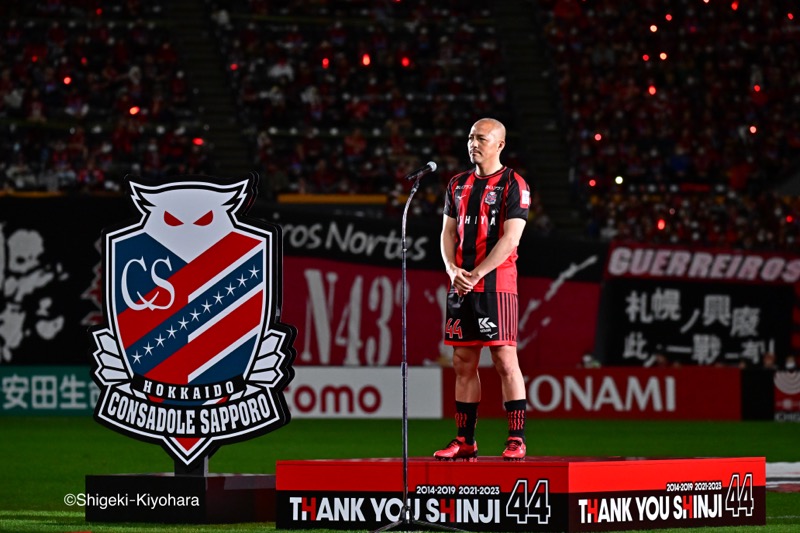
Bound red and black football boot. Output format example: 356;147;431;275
502;437;526;461
434;436;478;462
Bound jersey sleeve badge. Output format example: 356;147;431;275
521;189;531;208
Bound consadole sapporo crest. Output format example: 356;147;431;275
90;175;296;465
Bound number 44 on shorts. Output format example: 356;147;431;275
446;318;463;339
506;479;551;525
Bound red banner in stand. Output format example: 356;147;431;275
281;256;600;370
444;366;742;420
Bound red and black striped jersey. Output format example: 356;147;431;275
443;166;530;293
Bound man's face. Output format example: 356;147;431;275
468;121;504;166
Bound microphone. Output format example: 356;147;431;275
404;161;437;181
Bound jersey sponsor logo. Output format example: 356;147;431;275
478;317;497;334
457;215;497;226
521;190;531;208
90;176;296;466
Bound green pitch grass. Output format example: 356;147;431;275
0;417;798;532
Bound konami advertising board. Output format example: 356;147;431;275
283;366;741;420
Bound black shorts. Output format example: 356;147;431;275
444;291;518;346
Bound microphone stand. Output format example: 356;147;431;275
372;175;462;533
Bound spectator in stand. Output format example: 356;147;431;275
4;154;36;190
343;128;368;169
76;160;105;191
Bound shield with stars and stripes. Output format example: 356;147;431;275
107;180;272;405
111;226;268;404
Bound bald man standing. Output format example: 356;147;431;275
435;118;531;461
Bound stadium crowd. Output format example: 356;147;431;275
0;0;798;248
536;0;800;248
0;0;212;193
210;0;528;214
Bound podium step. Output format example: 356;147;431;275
276;456;765;531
